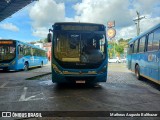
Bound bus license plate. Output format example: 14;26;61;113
76;80;85;83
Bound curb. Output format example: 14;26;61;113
26;72;52;80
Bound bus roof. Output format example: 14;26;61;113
53;22;106;31
0;39;46;51
53;22;105;26
128;23;160;44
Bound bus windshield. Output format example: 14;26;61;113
0;43;16;63
54;32;106;68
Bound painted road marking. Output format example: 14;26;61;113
19;87;44;101
19;87;71;101
0;81;9;88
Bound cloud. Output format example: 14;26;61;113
32;27;48;38
131;0;160;16
72;0;132;27
0;23;19;32
29;0;65;38
70;0;160;39
117;15;160;39
55;0;80;3
140;15;160;32
28;0;160;39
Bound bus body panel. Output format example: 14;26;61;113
52;71;107;83
51;58;108;83
147;51;159;81
0;40;48;71
50;22;108;83
127;23;160;85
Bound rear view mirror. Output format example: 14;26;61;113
47;33;52;42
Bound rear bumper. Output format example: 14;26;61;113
52;71;107;83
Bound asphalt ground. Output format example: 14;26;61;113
0;63;159;120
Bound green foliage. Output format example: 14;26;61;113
108;38;132;58
36;38;48;43
115;44;124;54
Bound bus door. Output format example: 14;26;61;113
17;45;24;67
30;48;35;66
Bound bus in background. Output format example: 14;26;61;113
48;22;108;84
127;23;160;85
0;39;48;71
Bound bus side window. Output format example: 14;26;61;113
23;45;27;55
31;48;34;56
20;46;23;55
18;45;21;54
139;36;146;53
18;45;23;55
0;47;2;53
128;43;133;54
133;40;138;53
25;46;30;56
147;32;153;51
152;28;160;51
33;48;36;56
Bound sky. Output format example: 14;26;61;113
0;0;160;42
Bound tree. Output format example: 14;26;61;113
36;38;48;43
115;44;124;57
44;38;48;43
108;38;132;58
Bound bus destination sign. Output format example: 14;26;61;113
61;25;99;31
0;41;13;44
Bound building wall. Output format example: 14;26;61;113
43;43;52;61
34;43;44;49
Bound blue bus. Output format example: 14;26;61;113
0;39;48;71
47;22;108;84
127;23;160;85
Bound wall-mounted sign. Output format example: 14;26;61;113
107;28;116;39
107;21;115;28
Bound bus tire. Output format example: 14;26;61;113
24;63;29;71
3;68;8;71
40;61;43;67
135;65;141;80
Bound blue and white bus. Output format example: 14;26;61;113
127;23;160;85
0;39;48;71
48;22;108;84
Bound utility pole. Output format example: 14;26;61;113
133;11;145;36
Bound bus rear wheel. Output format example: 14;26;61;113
40;61;43;67
24;63;29;71
135;65;141;80
3;68;8;71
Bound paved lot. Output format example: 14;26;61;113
0;63;159;120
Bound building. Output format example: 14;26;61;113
34;43;44;49
43;43;52;61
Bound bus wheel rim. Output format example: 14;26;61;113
136;67;139;78
24;64;28;71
